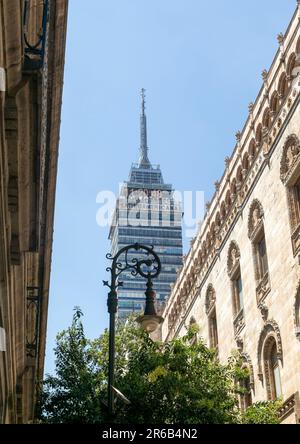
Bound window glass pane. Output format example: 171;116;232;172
270;342;282;399
209;310;218;348
271;344;278;367
258;237;268;276
273;365;282;398
259;238;265;256
236;275;243;310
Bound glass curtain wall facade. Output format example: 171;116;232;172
109;91;183;319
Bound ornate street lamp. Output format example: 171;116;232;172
103;243;163;417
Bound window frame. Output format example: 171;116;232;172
248;201;271;308
280;134;300;256
208;307;219;350
255;230;269;282
205;285;218;352
264;337;283;401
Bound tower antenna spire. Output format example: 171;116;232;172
139;88;151;168
141;87;146;116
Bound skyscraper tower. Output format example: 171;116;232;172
109;90;183;319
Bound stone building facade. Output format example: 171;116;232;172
0;0;68;423
161;1;300;424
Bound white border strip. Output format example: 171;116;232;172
0;68;6;92
0;327;6;351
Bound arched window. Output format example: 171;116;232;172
257;320;283;400
220;202;226;222
210;223;216;244
197;250;203;267
237;166;243;186
215;212;221;231
230;179;237;201
248;139;256;163
242;154;249;179
264;338;282;400
225;191;232;210
294;282;300;340
270;91;280;115
256;124;263;148
278;72;289;101
262;108;271;131
206;233;211;249
248;200;270;306
287;53;299;80
280;134;300;256
227;241;245;337
202;241;207;258
205;285;218;351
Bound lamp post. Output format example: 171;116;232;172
103;243;163;417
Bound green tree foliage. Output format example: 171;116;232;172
241;401;282;424
38;307;103;423
38;309;280;424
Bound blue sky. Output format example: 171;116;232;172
45;0;296;374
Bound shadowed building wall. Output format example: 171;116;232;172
0;0;68;423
